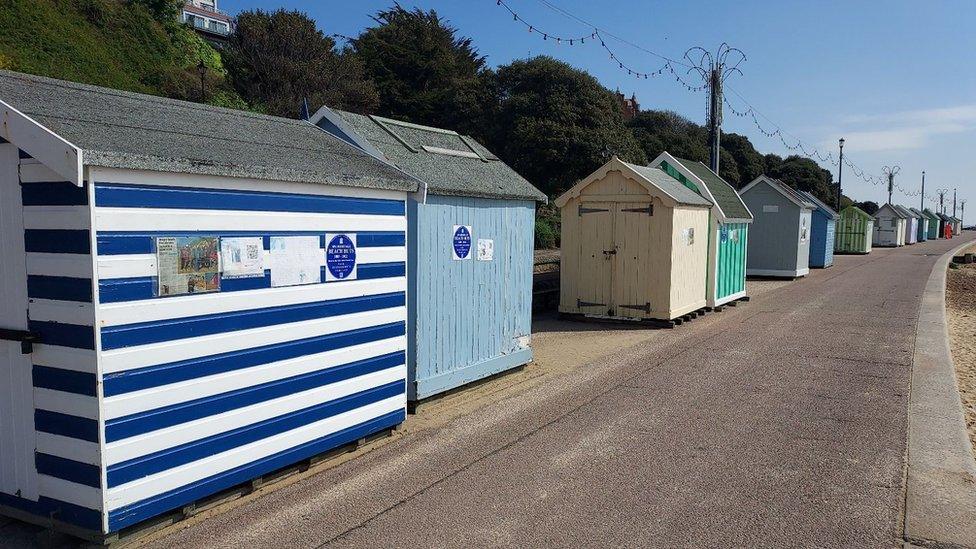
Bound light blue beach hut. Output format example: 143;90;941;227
313;108;547;403
800;191;838;268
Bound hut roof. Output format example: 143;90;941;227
0;70;419;192
841;205;873;220
671;157;753;221
554;157;712;208
893;205;918;218
741;175;817;210
877;203;908;219
623;161;713;207
313;107;546;202
800;191;840;220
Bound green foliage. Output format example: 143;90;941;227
630;113;769;187
128;0;183;24
766;155;836;205
224;9;378;118
855;200;879;215
0;0;245;108
353;6;492;139
535;217;558;249
491;56;646;197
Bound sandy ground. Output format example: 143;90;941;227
947;244;976;456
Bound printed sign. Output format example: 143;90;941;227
763;205;779;213
452;225;472;260
270;236;320;287
730;229;740;243
682;227;695;245
477;239;494;261
220;237;264;279
720;226;729;243
156;236;220;296
325;233;358;281
800;219;808;242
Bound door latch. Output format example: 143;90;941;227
0;328;41;354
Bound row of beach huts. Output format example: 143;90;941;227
0;70;963;540
555;153;962;324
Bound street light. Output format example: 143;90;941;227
836;138;845;211
197;59;207;102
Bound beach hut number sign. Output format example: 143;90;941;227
453;225;473;260
325;233;358;281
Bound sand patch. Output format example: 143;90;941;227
946;245;976;456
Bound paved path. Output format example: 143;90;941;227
130;235;970;548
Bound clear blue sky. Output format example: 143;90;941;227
220;0;974;215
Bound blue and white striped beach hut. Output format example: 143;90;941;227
312;107;546;403
0;71;418;537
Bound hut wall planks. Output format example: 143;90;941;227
408;195;535;401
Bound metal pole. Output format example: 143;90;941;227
708;65;722;173
836;138;845;211
953;188;957;217
887;174;893;205
920;171;925;211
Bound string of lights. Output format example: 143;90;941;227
491;0;935;204
723;89;936;203
493;0;707;91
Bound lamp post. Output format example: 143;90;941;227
920;171;925;211
197;59;207;102
953;188;957;217
836;138;845;211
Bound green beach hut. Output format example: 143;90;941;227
922;209;940;239
835;205;874;254
652;153;754;308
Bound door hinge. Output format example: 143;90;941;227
0;328;41;354
577;299;606;308
579;205;610;216
621;204;653;216
619;302;651;314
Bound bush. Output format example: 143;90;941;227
535;208;559;250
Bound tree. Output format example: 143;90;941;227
224;9;378;117
353;5;492;138
720;133;765;188
629;110;709;165
491;56;646;197
854;201;879;215
766;155;836;205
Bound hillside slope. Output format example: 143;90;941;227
0;0;242;105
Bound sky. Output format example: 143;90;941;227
219;0;975;216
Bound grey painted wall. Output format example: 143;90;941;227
741;182;808;274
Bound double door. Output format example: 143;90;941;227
576;201;653;318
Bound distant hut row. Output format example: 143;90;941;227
873;202;960;246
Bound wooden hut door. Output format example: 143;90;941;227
577;202;614;315
612;202;653;318
0;144;38;501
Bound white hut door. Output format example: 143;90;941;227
612;203;653;318
577;202;613;315
0;144;39;500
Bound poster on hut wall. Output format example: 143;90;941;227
156;236;220;296
477;238;494;261
220;237;265;279
270;236;320;287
